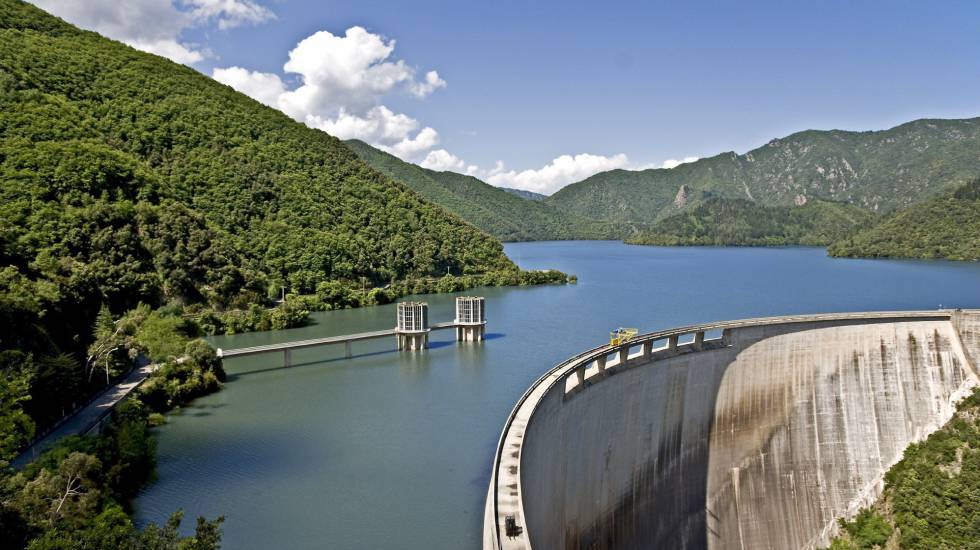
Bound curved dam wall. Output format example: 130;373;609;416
484;311;980;550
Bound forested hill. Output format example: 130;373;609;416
545;118;980;224
828;178;980;261
346;139;631;241
0;1;516;292
0;0;528;466
626;198;873;247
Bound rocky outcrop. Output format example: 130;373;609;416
674;185;690;208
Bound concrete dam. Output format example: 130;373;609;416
484;310;980;550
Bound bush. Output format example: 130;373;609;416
839;509;892;549
136;312;197;362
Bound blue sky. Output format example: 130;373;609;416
32;0;980;193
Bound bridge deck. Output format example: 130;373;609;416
218;321;460;358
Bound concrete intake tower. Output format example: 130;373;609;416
484;310;980;550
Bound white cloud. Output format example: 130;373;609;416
301;106;439;160
420;149;479;175
184;0;274;30
128;37;205;65
213;26;446;162
385;127;440;159
277;26;436;118
660;156;699;169
410;71;447;98
29;0;274;64
212;67;285;107
486;153;630;195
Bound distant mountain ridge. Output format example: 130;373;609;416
545;117;980;224
346;139;631;241
350;118;980;258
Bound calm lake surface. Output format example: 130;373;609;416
134;242;980;549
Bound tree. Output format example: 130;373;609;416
16;452;103;530
0;350;34;465
86;305;128;384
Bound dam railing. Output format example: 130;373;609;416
485;309;959;550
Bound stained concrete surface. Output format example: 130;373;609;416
493;313;979;550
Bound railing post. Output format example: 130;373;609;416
575;365;586;387
617;345;628;365
284;349;291;367
668;334;679;350
693;331;705;351
596;355;607;371
641;340;652;361
722;328;733;346
345;341;352;359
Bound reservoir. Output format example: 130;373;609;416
134;242;980;549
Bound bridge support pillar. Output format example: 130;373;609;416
457;324;485;342
397;332;429;351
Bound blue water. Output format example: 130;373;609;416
134;242;980;549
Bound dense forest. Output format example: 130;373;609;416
625;197;873;247
0;1;569;547
828;178;980;261
347;139;632;241
824;387;980;550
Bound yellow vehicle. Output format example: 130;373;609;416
609;327;638;346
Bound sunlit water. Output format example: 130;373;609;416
134;242;980;549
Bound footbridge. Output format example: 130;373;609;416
217;296;487;366
485;309;980;550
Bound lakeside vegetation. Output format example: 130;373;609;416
625;197;873;247
828;178;980;261
824;386;980;550
1;311;227;549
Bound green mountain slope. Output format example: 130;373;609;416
828;179;980;261
627;198;873;247
346;139;631;240
547;118;980;224
0;0;536;452
499;187;546;201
